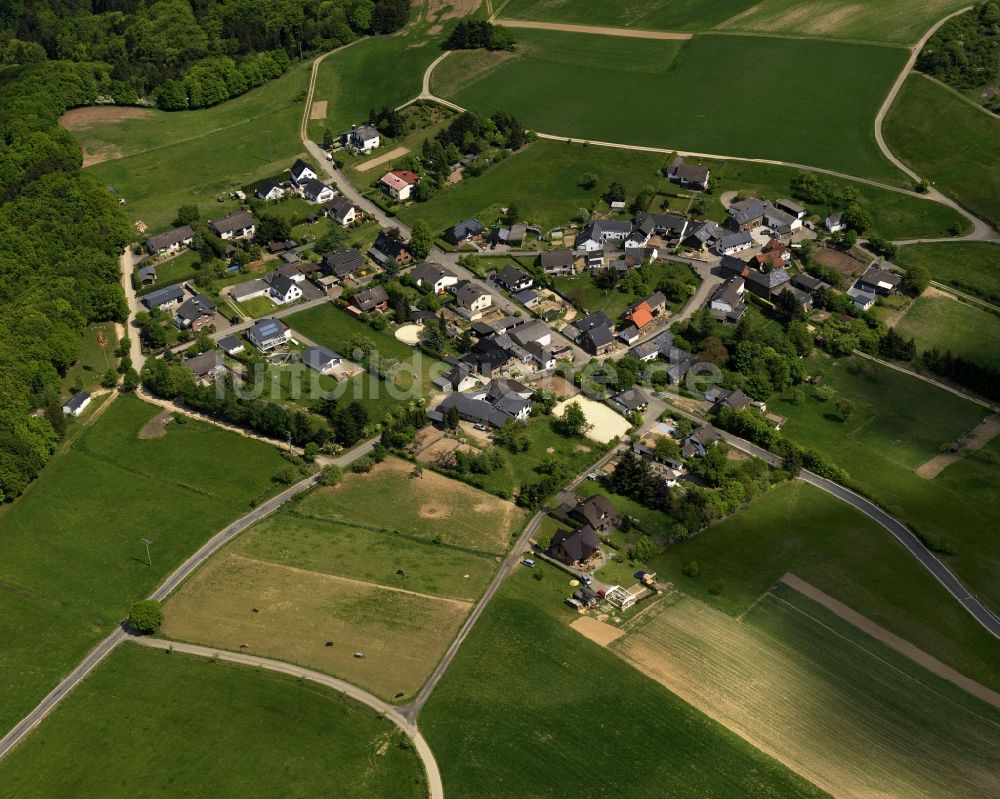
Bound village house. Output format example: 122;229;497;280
230;278;269;304
433;379;533;429
343;124;380;154
570;495;620;534
751;240;792;271
452;280;492;317
411;262;458;294
825;211;846;233
726;199;767;232
302;179;336;204
379;170;419;201
574;219;632;251
569;311;615;356
142;284;184;312
145;224;194;256
705;385;752;413
774;199;807;220
444;218;484;246
173;294;216;331
62;390;91;417
351;284;389;313
667;156;711;190
709;276;747;323
137;265;157;286
267;274;303;305
325;196;356;227
302;345;342;375
539;249;575;276
247;318;291;351
790;272;829;295
682;425;722;458
290;159;318;186
611;388;649;415
763;203;801;234
183;350;226;385
682;220;723;251
322;248;364;282
255;180;284;201
745;266;792;300
217;335;245;356
716;230;753;256
433;362;481;393
857;263;902;296
210;210;255;240
548;525;602;568
495;263;533;293
369;230;412;267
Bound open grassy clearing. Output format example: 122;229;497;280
62;322;117;392
140;248;201;291
420;563;826;798
0;643;425;798
553;260;698;319
614;588;1000;799
438;30;906;183
895;242;1000;304
0;395;290;733
500;0;969;44
297;456;524;554
773;353;999;610
80;64;311;233
161;550;469;702
884;74;1000;229
236;511;496;601
896;293;1000;370
650;480;1000;692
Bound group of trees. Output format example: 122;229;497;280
922;347;1000;400
917;3;1000;111
444;21;515;51
0;59;130;500
3;0;412;109
369;105;406;138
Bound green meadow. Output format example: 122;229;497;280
895;242;1000;304
896;294;1000;370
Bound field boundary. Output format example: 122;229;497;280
780;573;1000;711
495;19;692;40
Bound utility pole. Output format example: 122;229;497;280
141;538;153;567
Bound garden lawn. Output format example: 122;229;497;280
63;322;117;392
884;74;1000;229
438;30;907;183
420;563;826;799
774;353;999;611
650;480;1000;693
0;644;425;798
82;64;311;233
0;395;290;734
139;248;201;292
896;294;1000;370
398;139;667;232
236;295;280;318
895;242;1000;305
553;260;698;319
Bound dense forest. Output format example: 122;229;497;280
916;2;1000;111
0;59;131;500
1;0;411;109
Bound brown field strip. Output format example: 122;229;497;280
161;553;469;701
309;99;327;120
495;19;693;40
915;414;1000;479
354;146;410;172
611;594;1000;799
570;616;624;646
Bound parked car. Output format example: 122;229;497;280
580;574;592;585
473;423;487;431
522;559;535;568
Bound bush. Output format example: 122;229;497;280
321;465;343;486
128;600;164;635
707;580;725;596
682;561;700;578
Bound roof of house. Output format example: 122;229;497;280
446;218;484;239
353;284;389;311
63;390;90;411
497;263;530;286
302;345;342;372
628;301;653;329
291;159;315;180
613;388;648;412
372;231;409;260
583;324;614;349
184;350;225;378
269;274;298;297
764;204;796;228
257;179;282;197
411;262;455;284
351;124;379;141
302;178;330;197
230;278;269;301
776;198;805;215
325;195;354;219
645;291;667;309
574;495;618;528
456;281;489;307
618;324;640;341
718;230;753;250
827;211;844;224
576;219;633;246
706;386;751;411
686;220;722;244
539;250;574;269
142;284;185;308
217;334;244;352
137;265;157;281
211;210;255;234
550;525;601;562
513;288;538;305
791;273;826;292
175;294;216;323
380;170;419;191
573;311;613;334
728;199;768;225
249;318;289;341
146;225;193;251
323;248;363;277
745;266;791;289
629;329;675;360
671;161;710;182
711;276;745;308
859;264;902;289
436;392;511;428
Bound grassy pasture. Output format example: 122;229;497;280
553;260;698;319
500;0;754;31
63;322;118;392
895;242;1000;304
438;30;907;183
161;550;469;701
420;563;826;798
77;64;311;233
0;395;290;733
0;644;425;798
650;480;1000;692
884;74;1000;229
896;293;1000;370
614;589;1000;799
773;354;999;611
297;456;524;554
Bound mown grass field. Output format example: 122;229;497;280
884;74;1000;229
140;248;201;291
896;293;1000;369
438;30;907;182
895;241;1000;304
650;480;1000;692
773;354;999;611
0;396;291;734
297;456;525;555
0;644;425;798
63;322;118;392
614;588;1000;799
420;563;826;799
72;64;311;233
499;0;970;44
553;260;698;319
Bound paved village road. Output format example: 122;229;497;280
130;637;444;799
0;436;379;763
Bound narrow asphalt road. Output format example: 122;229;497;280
130;637;444;799
0;435;379;762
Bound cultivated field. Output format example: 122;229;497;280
896;291;1000;370
438;30;907;181
0;644;425;797
552;396;630;443
0;396;291;734
500;0;970;44
297;456;524;554
614;589;1000;799
420;564;826;798
884;74;1000;229
895;241;1000;304
162;551;469;701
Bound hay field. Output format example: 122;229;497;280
162;552;469;701
297;456;524;554
614;589;1000;799
552;396;630;443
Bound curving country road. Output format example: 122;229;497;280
131;637;444;799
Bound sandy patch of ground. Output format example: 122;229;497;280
552;396;630;444
429;0;479;20
326;361;364;381
137;408;172;440
719;190;739;209
355;146;410;173
532;374;579;398
58;106;154;130
446;168;464;185
496;19;693;40
394;323;424;344
575;444;592;452
310;99;327;120
570;616;625;646
782;573;1000;709
916;414;1000;479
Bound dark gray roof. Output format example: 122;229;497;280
63;390;91;412
291;159;315;180
411;262;455;284
718;230;753;250
322;248;363;277
539;250;574;269
302;178;328;198
711;276;744;308
574;311;613;334
174;294;216;324
325;195;354;219
303;345;342;372
230;278;268;302
859;264;902;289
446;219;484;240
745;267;791;289
249;318;288;341
184;350;224;377
142;284;184;309
791;273;826;292
146;225;193;252
353;284;389;311
728;199;767;225
256;179;281;197
210;210;255;235
686;220;722;244
456;281;489;307
549;525;601;563
613;388;648;412
496;263;530;288
583;325;614;349
513;289;537;305
217;335;244;352
269;274;297;297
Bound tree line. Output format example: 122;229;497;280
917;3;1000;112
444;21;515;51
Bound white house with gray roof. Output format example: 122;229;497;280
247;318;291;351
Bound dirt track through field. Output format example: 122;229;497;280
495;19;693;40
780;573;1000;709
916;413;1000;479
355;146;410;172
